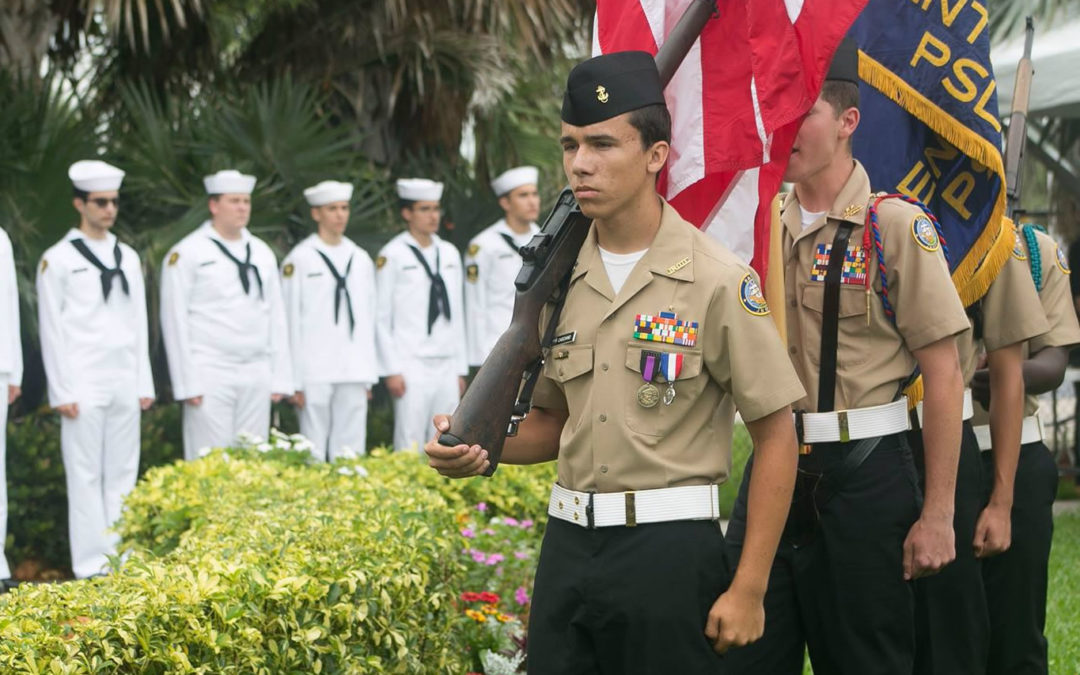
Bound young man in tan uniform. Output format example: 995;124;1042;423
971;226;1080;675
725;40;970;674
426;51;805;673
911;234;1047;675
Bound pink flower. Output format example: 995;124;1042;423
471;550;487;563
515;586;530;606
476;502;488;512
503;517;520;527
514;551;530;560
460;528;475;539
485;553;504;566
483;528;496;536
520;519;534;529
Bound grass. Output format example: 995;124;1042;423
1048;511;1080;674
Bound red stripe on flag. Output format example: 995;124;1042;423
596;0;658;54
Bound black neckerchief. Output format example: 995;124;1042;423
69;238;129;301
407;244;451;334
209;238;264;299
498;232;523;255
314;248;356;337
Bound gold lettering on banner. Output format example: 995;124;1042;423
942;172;976;219
898;162;936;204
910;30;951;68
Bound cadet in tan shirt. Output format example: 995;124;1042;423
427;51;805;673
726;40;970;675
911;242;1047;675
971;226;1080;675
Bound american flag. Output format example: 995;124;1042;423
593;0;867;281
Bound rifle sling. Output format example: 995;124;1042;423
817;222;855;413
511;270;574;424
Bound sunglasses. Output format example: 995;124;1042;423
89;197;120;208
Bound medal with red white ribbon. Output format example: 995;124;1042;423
660;352;683;405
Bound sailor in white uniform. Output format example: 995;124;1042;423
375;178;467;453
464;166;541;366
160;170;292;461
37;160;155;578
0;223;21;586
281;180;377;460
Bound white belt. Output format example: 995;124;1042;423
798;398;910;445
548;483;720;529
973;416;1043;452
914;388;974;426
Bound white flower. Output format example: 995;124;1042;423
480;650;525;675
197;445;213;458
354;466;369;478
336;466;355;476
255;443;273;453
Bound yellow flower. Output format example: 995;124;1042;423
496;614;512;623
482;604;498;615
465;609;487;623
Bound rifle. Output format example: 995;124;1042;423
438;0;719;475
1003;17;1035;219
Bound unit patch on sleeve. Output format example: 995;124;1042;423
283;263;295;278
1012;230;1028;261
810;244;867;285
739;273;770;316
466;263;479;283
467;243;480;257
911;215;940;252
1057;245;1071;274
375;255;387;270
168;251;180;266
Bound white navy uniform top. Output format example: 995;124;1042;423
375;231;468;377
464;218;539;366
281;234;378;390
161;221;292;400
0;227;22;385
36;229;154;406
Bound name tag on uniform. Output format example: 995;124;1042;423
497;253;516;260
402;265;419;271
72;267;89;274
199;260;217;267
551;331;576;346
306;272;324;278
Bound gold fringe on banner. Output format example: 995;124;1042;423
858;52;1011;308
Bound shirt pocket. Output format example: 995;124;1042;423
542;344;594;431
623;342;706;437
800;284;870;367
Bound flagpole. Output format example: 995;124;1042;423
655;0;717;85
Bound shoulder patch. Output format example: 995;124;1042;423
1011;230;1028;261
467;243;480;257
283;263;295;278
168;251;180;266
911;215;939;252
739;273;769;316
1057;245;1070;274
40;258;48;274
466;263;479;283
375;255;387;270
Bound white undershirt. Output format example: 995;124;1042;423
599;246;647;295
800;206;826;230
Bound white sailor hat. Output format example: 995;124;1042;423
396;178;444;202
491;166;539;197
303;180;354;206
69;160;125;192
203;169;257;195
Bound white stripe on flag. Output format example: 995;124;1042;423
640;0;666;53
784;0;806;22
702;168;760;264
749;77;770;164
664;29;705;199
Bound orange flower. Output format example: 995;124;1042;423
465;609;487;623
496;613;513;623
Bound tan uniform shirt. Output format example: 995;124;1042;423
782;161;969;411
956;240;1048;384
531;200;805;493
973;229;1080;421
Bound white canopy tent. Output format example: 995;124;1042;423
994;17;1080;119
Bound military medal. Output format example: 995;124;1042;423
659;352;683;405
637;350;661;408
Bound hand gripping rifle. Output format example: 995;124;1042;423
1004;17;1035;219
437;0;719;476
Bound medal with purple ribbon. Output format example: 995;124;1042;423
637;350;661;408
660;352;683;405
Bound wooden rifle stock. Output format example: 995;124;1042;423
438;0;718;475
1004;17;1035;218
438;189;590;472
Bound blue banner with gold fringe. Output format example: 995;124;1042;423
850;0;1011;306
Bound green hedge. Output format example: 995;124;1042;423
0;435;556;673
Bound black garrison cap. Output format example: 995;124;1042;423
827;37;859;83
561;51;666;126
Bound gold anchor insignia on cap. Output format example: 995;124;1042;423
596;85;610;103
842;204;863;217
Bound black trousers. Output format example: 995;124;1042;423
909;421;989;675
724;433;922;675
527;517;731;675
982;441;1057;675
